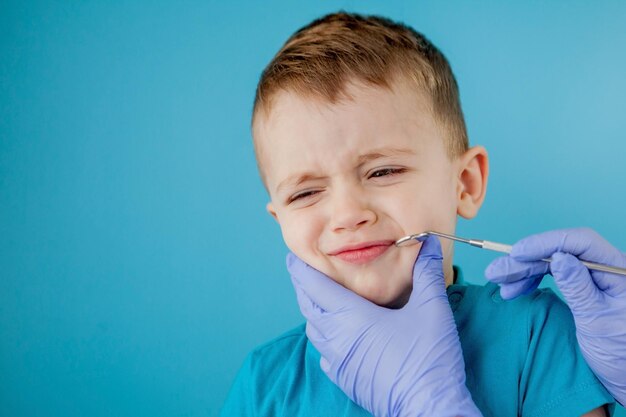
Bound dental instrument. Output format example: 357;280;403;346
395;231;626;277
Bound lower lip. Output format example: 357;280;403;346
334;245;391;265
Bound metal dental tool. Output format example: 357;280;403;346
395;231;626;277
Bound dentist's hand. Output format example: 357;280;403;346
485;228;626;405
287;235;482;417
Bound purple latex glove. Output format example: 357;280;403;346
287;235;482;417
485;228;626;405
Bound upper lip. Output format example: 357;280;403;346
328;240;395;255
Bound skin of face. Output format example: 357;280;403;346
255;77;489;308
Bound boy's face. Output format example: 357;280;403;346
256;78;484;308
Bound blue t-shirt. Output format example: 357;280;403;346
220;271;615;416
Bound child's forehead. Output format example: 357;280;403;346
256;78;433;136
257;99;398;161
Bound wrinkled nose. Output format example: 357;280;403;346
329;189;377;232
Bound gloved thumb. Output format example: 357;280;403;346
286;252;362;313
550;252;602;313
408;235;446;306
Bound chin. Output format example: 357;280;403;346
329;264;412;308
377;292;410;309
355;280;411;309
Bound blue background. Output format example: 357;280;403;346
1;1;625;416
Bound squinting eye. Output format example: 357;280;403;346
369;168;406;178
289;190;319;203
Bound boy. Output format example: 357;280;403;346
220;12;614;416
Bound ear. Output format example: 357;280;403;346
266;202;279;223
456;146;489;219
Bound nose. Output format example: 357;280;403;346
329;188;377;233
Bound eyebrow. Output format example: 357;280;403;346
275;147;416;194
276;172;326;195
356;147;416;165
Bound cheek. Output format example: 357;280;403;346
278;211;324;261
387;193;442;229
382;180;458;235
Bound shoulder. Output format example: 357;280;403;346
523;286;573;320
451;281;573;358
453;282;613;417
244;324;308;382
454;281;570;320
245;323;308;373
250;323;307;353
457;282;575;340
222;324;366;416
219;324;311;417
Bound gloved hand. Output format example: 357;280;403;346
485;228;626;405
287;235;482;417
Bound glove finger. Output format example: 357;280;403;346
291;276;324;319
510;228;623;267
305;321;342;375
408;235;446;306
286;252;363;313
320;356;331;374
550;252;602;312
319;356;337;384
498;275;543;300
305;320;327;345
485;256;550;284
307;325;342;390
